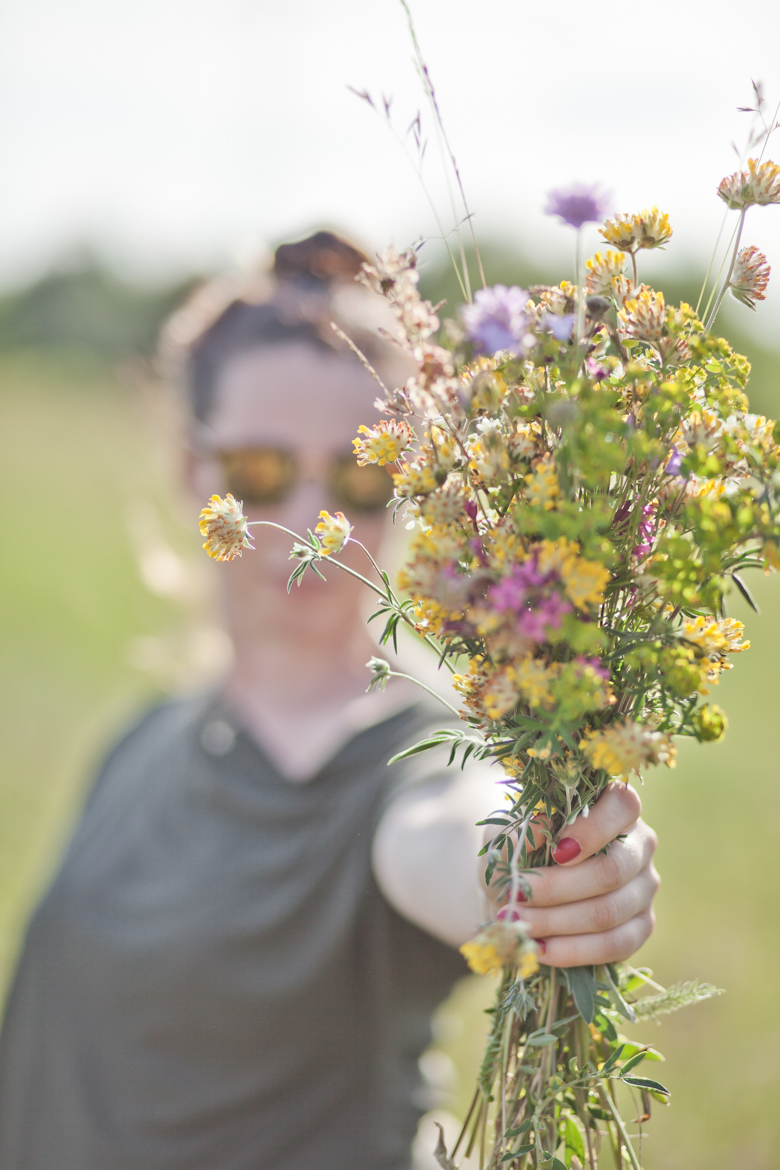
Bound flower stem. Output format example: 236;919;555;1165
600;1086;642;1170
247;519;456;672
374;667;462;717
575;228;586;345
705;208;747;331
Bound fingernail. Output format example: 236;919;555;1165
552;837;582;864
537;939;547;955
512;889;528;903
497;906;523;922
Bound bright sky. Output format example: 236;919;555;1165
1;0;780;339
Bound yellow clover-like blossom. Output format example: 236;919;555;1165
585;250;627;296
392;461;440;497
524;461;560;511
199;493;254;562
581;720;676;780
460;922;540;978
314;510;353;556
536;538;610;609
600;207;672;253
718;158;780;210
682;616;749;658
353;419;414;466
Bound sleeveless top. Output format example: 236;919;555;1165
0;696;467;1170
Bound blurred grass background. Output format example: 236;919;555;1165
0;249;778;1169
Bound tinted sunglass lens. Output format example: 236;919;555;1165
331;458;394;512
220;449;297;506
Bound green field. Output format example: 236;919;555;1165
1;309;780;1167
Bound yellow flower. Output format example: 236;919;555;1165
468;426;511;483
392;461;439;497
585;250;627;296
412;597;451;636
199;493;254;562
536;538;610;609
600;207;672;252
482;667;521;720
512;655;557;709
418;478;470;526
581;720;676;779
618;288;667;341
524;460;560;511
618;289;690;366
560;554;610;610
460;922;540;977
314;510;353;555
426;424;458;473
682;616;749;658
718;158;780;210
353;419;414;466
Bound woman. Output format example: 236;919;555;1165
0;232;659;1170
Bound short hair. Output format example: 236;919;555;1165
160;230;405;424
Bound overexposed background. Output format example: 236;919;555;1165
1;0;779;338
1;4;780;1169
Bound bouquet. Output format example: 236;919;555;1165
197;54;780;1170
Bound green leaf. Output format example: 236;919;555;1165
600;1043;625;1076
622;1074;670;1095
603;964;636;1023
619;1050;649;1076
563;1116;585;1162
505;1121;532;1138
564;965;597;1024
527;1033;558;1046
500;1143;535;1161
551;1158;568;1170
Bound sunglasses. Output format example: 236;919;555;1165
216;447;394;512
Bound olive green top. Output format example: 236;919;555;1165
0;695;466;1170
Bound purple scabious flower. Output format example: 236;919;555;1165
545;183;612;229
541;312;575;341
461;285;532;356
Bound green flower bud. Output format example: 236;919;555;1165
693;704;727;743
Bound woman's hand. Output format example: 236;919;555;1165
496;783;659;968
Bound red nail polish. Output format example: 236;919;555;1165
537;939;547;955
512;889;528;903
553;837;582;864
497;906;523;922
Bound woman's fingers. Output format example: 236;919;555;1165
537;909;655;969
515;818;657;908
515;863;660;939
549;782;642;867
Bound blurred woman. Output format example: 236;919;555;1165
0;232;659;1170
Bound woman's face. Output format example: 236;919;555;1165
190;342;392;645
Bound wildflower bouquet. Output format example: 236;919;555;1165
198;77;780;1170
